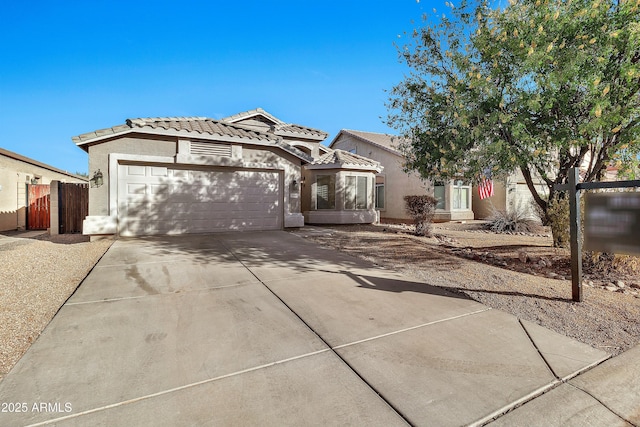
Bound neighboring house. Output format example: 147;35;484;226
0;147;88;231
472;153;622;220
73;109;382;237
329;130;474;222
472;169;549;220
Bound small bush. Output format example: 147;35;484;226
487;203;542;234
547;193;588;248
404;195;437;237
583;252;640;275
547;194;570;248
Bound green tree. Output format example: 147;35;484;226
387;0;640;241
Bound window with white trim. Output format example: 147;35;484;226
345;176;368;210
452;181;471;210
316;175;335;209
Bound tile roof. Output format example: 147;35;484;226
72;116;315;162
331;129;406;154
222;108;283;125
273;123;328;139
222;108;328;140
310;149;382;171
73;117;279;144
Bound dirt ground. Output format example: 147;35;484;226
290;221;640;356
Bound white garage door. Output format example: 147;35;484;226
118;164;282;236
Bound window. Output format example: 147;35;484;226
452;181;470;210
316;175;335;209
434;183;446;210
375;175;385;210
345;176;368;210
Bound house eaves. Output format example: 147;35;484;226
305;149;383;173
0;147;89;181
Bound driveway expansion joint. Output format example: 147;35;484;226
518;318;560;380
22;349;333;427
220;240;414;427
332;307;492;350
566;382;635;426
65;282;252;306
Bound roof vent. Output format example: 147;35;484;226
190;142;232;157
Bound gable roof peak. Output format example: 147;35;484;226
330;129;405;154
222;108;283;125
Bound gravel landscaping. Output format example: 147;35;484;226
2;223;637;385
0;233;112;382
291;222;640;356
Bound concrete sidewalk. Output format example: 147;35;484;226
0;231;637;426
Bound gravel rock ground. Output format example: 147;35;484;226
291;223;640;356
0;233;112;382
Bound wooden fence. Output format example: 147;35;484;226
57;182;89;234
27;184;51;230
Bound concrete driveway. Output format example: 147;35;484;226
0;231;617;426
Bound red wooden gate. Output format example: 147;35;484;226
27;184;51;230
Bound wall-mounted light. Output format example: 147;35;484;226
90;169;104;188
291;179;300;192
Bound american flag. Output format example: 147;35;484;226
478;178;494;200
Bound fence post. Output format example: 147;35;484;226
50;181;60;235
568;168;583;302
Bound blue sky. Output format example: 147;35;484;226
0;0;435;175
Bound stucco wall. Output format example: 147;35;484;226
331;134;432;221
473;169;548;220
0;154;87;231
472;181;507;219
84;134;305;234
87;135;177;216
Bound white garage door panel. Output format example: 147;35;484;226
118;165;281;236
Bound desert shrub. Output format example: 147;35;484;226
486;203;542;234
547;194;570;248
404;195;437;237
547;192;589;248
583;252;640;275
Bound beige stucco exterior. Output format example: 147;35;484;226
75;112;386;235
87;135;177;216
330;131;474;222
0;149;87;231
302;168;379;224
79;131;306;236
473;169;549;220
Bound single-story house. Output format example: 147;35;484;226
73;109;382;237
0;147;88;231
328;129;474;222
